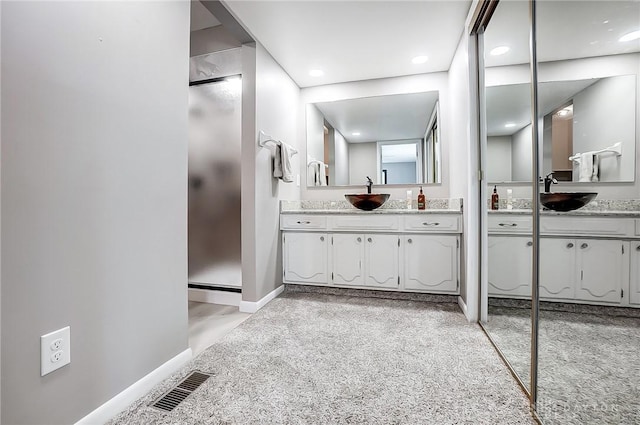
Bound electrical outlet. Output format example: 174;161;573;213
41;326;70;376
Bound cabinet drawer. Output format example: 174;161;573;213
636;219;640;236
540;216;632;236
280;215;327;230
488;215;532;233
403;215;460;233
329;215;399;231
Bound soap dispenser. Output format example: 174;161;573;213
418;187;426;210
491;185;499;210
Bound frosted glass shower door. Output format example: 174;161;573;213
188;77;242;287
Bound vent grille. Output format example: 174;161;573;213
151;371;211;412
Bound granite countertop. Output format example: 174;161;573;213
488;209;640;218
280;199;463;215
281;208;462;215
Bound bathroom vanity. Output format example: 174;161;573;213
280;200;463;295
488;210;640;307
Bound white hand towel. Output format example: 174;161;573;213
591;154;599;182
579;152;593;182
318;162;327;186
279;142;294;183
273;144;283;179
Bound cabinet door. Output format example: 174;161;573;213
631;242;640;305
403;235;458;293
331;234;365;286
539;238;577;300
576;239;625;304
364;234;399;289
488;236;532;298
282;232;328;284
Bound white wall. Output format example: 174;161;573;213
300;72;451;200
511;124;533;182
190;25;241;56
348;142;378;185
247;42;301;302
572;75;635;182
334;129;349;185
1;2;190;423
487;136;512;182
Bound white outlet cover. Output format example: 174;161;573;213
41;326;70;376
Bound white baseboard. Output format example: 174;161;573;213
458;296;472;322
188;288;242;306
239;285;284;313
75;348;192;425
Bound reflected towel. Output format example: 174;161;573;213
318;162;327;186
579;152;593;182
591;154;599;182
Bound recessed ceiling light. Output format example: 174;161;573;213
603;20;610;24
352;132;361;136
505;123;516;128
619;30;640;42
490;46;510;56
411;55;428;64
309;69;324;77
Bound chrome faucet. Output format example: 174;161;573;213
366;176;373;194
541;172;558;192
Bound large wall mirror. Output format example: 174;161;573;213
487;75;636;183
306;92;441;187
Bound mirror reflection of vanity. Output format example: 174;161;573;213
306;92;441;187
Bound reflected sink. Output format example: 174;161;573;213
540;192;597;212
345;193;391;211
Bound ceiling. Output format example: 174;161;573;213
191;0;221;32
222;1;472;87
314;91;439;144
484;0;640;67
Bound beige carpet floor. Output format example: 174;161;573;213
109;291;534;424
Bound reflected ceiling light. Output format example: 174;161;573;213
352;132;361;136
490;46;510;56
411;55;428;64
619;30;640;42
504;123;516;128
557;110;569;117
603;20;610;24
309;69;324;77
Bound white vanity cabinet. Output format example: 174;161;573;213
575;239;627;304
403;235;458;293
488;213;637;307
282;232;328;284
488;236;532;298
281;212;461;295
631;241;640;305
331;233;400;288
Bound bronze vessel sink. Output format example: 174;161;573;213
540;192;597;212
345;193;391;211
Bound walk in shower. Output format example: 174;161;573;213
188;48;242;289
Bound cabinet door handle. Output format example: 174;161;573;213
408;238;413;244
422;222;440;226
581;243;588;249
567;243;574;248
296;220;310;225
637;245;640;251
367;237;373;243
499;223;517;227
320;236;324;241
526;241;533;247
357;237;362;243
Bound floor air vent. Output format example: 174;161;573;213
151;371;211;412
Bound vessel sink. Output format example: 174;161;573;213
540;192;597;212
345;193;391;211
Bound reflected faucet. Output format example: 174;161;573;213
366;176;373;194
541;172;558;192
